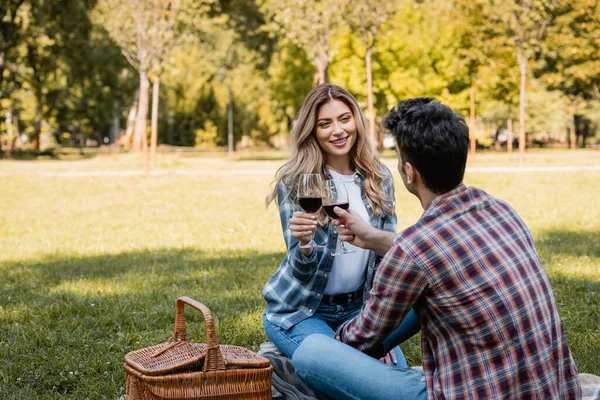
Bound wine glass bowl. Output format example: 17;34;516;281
297;174;324;249
322;179;355;256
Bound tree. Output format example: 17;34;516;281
342;0;397;146
452;0;491;157
20;0;97;151
539;0;600;148
148;0;183;166
490;0;558;158
95;0;181;165
0;0;26;154
0;0;26;103
262;0;342;86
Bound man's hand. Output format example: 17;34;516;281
332;207;374;250
333;206;398;255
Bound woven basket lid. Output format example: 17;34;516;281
219;345;270;368
125;341;207;376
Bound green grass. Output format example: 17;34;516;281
1;149;599;399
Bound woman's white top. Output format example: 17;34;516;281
323;169;371;294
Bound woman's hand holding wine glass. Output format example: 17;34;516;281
289;211;318;246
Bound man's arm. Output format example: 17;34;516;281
334;244;427;358
333;207;397;255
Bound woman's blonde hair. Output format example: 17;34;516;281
266;83;393;219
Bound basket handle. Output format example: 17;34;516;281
173;296;226;372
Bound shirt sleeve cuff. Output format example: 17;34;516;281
289;248;319;281
294;248;318;264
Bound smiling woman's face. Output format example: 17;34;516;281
315;99;357;160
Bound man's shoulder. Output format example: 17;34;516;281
397;186;525;252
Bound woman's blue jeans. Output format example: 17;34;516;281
293;334;428;400
263;298;419;368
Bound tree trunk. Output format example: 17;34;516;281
568;113;576;150
110;100;120;147
133;70;150;152
365;47;378;148
31;104;42;152
507;118;513;154
0;49;5;103
123;89;139;150
2;108;13;156
469;85;476;157
143;118;149;177
314;50;329;86
0;109;3;155
151;76;159;167
227;85;234;153
517;52;527;159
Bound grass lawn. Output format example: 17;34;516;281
1;149;599;399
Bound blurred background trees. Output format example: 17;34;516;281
0;0;599;156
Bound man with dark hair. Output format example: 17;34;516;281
292;98;581;399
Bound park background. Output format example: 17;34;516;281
1;0;599;399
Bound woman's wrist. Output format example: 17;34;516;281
299;246;313;257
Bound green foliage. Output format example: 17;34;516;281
195;119;219;147
1;0;600;151
1;0;132;147
540;0;600;99
526;90;566;141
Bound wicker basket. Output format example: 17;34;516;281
124;297;272;400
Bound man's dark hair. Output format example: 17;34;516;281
383;97;469;194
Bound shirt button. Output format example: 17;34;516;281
309;309;313;313
317;293;322;297
324;273;328;278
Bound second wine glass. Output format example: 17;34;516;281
322;179;355;256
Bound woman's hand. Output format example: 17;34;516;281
289;211;318;250
379;350;398;366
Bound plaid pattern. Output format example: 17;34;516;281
263;166;397;330
336;184;581;399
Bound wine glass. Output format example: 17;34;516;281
322;179;355;256
297;174;323;249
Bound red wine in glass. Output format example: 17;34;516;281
322;179;355;256
322;202;349;219
297;174;324;249
299;197;323;214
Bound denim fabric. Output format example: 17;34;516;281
264;297;420;367
263;165;397;330
293;334;427;400
263;296;364;358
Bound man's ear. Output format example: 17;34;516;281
404;162;417;185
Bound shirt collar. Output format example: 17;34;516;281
324;166;365;181
425;183;468;213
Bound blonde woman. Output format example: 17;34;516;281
262;84;419;366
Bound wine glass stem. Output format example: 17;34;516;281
340;239;347;251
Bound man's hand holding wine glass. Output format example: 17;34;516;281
332;206;397;256
331;207;370;248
